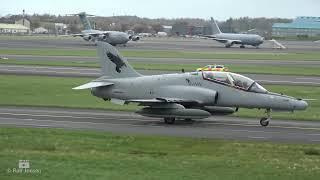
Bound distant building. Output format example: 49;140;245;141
15;18;30;29
272;16;320;37
33;27;48;34
54;23;67;35
0;23;29;34
162;25;172;34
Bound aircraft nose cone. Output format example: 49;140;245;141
294;100;308;110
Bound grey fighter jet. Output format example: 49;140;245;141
73;42;308;126
68;12;137;45
202;18;264;48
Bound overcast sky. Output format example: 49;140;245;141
1;0;319;20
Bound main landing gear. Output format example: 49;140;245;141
164;117;175;124
240;45;245;48
163;118;193;124
260;109;271;127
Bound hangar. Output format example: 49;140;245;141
272;16;320;37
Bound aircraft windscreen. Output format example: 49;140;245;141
203;72;268;93
229;73;254;90
203;71;231;85
249;82;268;93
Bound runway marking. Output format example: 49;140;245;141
210;122;320;131
0;108;137;117
0;117;177;128
311;140;320;142
248;136;267;139
1;69;98;75
230;129;261;133
296;78;320;81
0;112;156;122
0;65;97;71
0;123;52;128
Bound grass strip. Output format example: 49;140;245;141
0;127;320;180
1;59;320;76
1;48;320;60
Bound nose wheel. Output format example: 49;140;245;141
260;117;270;126
260;109;271;127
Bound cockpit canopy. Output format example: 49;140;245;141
202;71;268;93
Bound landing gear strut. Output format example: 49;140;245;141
260;109;271;127
164;117;175;124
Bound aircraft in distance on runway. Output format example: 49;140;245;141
73;42;308;126
201;18;264;48
67;12;139;45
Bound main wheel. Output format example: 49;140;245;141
185;118;192;122
164;117;175;124
240;45;245;48
260;117;269;127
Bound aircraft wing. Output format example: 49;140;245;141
71;32;108;37
73;81;114;90
213;38;242;44
71;33;85;37
88;32;108;36
59;34;84;37
199;35;242;44
126;97;199;106
200;35;216;39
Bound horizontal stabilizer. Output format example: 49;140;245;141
72;81;113;90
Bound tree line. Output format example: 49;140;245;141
0;13;291;37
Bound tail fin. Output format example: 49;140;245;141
78;12;92;30
210;17;222;34
97;41;142;78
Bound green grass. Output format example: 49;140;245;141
1;48;320;60
0;75;137;111
0;59;99;68
2;59;320;76
0;127;320;180
0;75;319;121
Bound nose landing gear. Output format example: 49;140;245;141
260;109;271;127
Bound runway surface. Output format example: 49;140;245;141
0;106;319;143
0;36;319;52
1;64;320;86
3;54;320;66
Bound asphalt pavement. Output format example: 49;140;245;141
0;106;319;143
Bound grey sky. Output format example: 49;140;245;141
1;0;319;20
